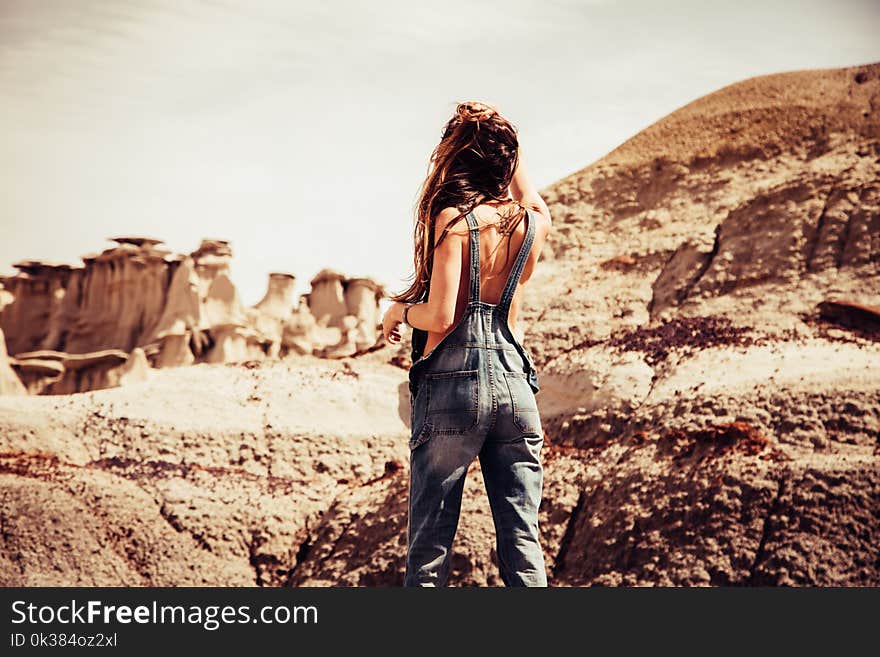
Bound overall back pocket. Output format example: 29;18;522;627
425;369;479;434
503;370;542;435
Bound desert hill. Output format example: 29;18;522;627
1;63;878;586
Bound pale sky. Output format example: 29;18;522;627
1;0;878;306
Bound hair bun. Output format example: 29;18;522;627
456;101;498;123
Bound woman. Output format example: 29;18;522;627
382;101;552;587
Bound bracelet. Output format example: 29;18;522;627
402;303;414;328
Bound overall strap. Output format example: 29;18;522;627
498;208;535;315
464;210;481;303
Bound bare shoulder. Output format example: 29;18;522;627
433;206;470;242
526;205;553;240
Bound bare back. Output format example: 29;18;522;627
421;201;549;355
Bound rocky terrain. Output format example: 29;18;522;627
0;238;385;395
1;63;878;586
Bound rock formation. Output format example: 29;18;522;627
0;261;75;355
308;268;349;328
190;239;234;298
202;273;255;364
0;283;26;395
255;273;298;320
68;239;170;354
246;270;388;360
9;356;64;395
345;277;385;352
144;255;201;368
2;237;170;354
1;231;387;394
10;348;148;395
1;63;876;586
0;238;175;394
303;270;386;359
248;273;296;359
186;239;264;364
280;296;322;357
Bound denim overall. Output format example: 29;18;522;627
405;207;546;587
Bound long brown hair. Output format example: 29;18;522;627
390;101;524;304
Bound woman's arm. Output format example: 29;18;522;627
382;207;465;342
509;146;552;223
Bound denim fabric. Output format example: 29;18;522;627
405;208;547;587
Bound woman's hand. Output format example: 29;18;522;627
382;301;406;344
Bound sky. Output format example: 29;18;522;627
1;0;879;307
